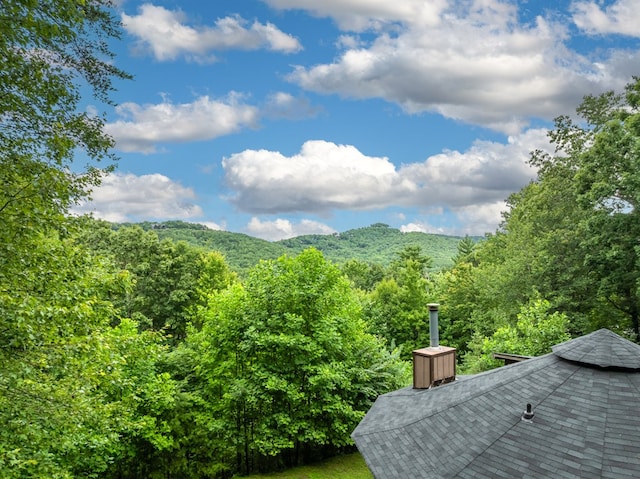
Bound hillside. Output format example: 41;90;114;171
127;221;471;273
278;223;467;270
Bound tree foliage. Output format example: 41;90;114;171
435;78;640;375
0;2;159;476
0;231;178;478
77;221;237;341
463;298;571;373
188;248;410;475
529;78;640;337
140;221;463;274
0;0;130;241
365;246;437;357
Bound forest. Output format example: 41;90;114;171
2;1;640;477
116;220;467;274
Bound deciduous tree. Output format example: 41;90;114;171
189;248;409;475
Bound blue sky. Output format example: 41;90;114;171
74;0;640;240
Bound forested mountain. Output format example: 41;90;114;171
119;221;469;273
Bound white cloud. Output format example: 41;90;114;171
263;92;322;119
398;128;546;207
401;221;457;236
72;173;203;222
400;201;505;236
282;0;637;133
198;221;225;231
223;139;413;213
223;130;548;234
263;0;447;31
400;222;430;234
336;34;363;49
122;4;301;62
571;0;640;36
105;93;259;153
246;217;337;241
455;201;508;234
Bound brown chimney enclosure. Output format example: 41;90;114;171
412;303;456;388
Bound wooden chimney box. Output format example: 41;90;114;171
413;346;456;389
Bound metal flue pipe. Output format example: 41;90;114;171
428;303;440;348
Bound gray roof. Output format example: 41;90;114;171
552;328;640;369
352;329;640;479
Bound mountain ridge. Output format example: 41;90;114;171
119;221;476;274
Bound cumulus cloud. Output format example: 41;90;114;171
398;128;546;207
279;0;637;133
454;201;509;235
571;0;640;36
223;139;414;213
246;217;337;241
263;0;447;31
72;173;203;222
401;201;508;236
122;4;301;62
401;221;459;236
105;93;259;153
222;130;547;234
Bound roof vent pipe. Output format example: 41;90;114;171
428;303;440;348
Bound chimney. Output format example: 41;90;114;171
413;303;456;389
429;303;439;348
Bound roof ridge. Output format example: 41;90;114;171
552;329;640;369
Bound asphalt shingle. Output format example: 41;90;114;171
352;329;640;479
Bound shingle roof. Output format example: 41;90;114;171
352;329;640;479
552;328;640;369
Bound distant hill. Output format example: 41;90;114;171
124;221;473;274
278;223;469;270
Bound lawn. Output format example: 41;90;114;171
240;453;373;479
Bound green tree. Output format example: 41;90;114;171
437;80;640;348
0;232;148;477
189;248;409;475
0;1;145;476
366;246;435;355
452;235;478;265
463;297;571;373
529;78;640;337
98;320;179;479
1;0;129;241
78;222;237;341
340;258;385;291
388;244;433;278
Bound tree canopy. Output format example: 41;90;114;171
0;1;138;476
1;0;130;240
186;248;409;475
435;78;640;372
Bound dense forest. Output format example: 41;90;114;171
2;1;640;477
115;220;468;273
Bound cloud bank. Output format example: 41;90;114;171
245;217;337;240
223;129;547;230
268;0;637;133
571;0;640;36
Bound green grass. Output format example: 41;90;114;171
240;453;373;479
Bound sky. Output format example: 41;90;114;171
73;0;640;241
